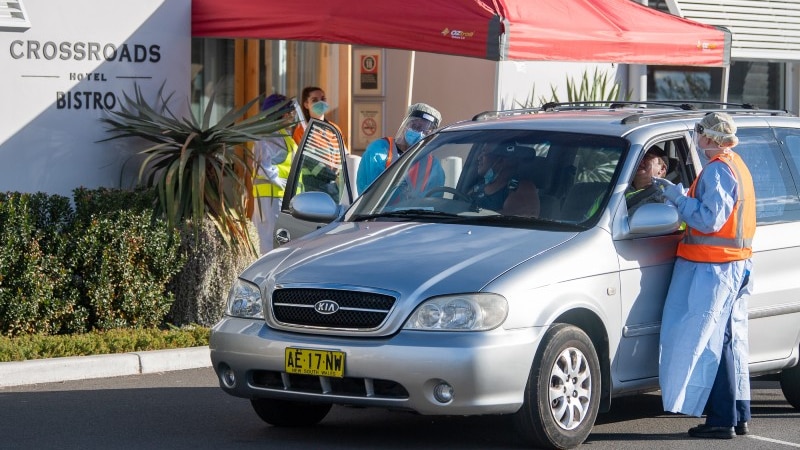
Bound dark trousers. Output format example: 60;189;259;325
705;303;752;427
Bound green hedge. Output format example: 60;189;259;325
0;188;185;337
0;326;210;362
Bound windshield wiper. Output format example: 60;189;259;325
351;209;462;222
466;214;589;231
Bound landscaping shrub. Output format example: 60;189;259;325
0;326;210;362
70;187;185;330
0;192;84;336
0;188;185;336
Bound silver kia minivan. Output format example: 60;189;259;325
211;104;800;449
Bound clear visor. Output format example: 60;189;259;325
694;122;736;144
399;115;438;136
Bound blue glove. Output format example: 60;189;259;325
651;177;675;191
663;183;685;205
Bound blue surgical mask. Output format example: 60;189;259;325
484;168;497;184
404;129;424;147
311;101;330;117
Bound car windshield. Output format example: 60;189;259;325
347;129;628;227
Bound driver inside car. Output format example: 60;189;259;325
469;140;540;216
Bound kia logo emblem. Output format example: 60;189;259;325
314;300;340;314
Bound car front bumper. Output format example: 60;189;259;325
210;316;545;415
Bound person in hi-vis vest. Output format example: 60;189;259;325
658;112;756;440
356;103;442;194
252;94;297;254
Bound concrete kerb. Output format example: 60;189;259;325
0;346;211;388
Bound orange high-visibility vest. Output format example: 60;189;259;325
383;137;433;192
677;152;756;263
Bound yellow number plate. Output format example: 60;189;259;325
285;347;346;378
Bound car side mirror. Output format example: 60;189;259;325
629;202;681;235
289;191;341;223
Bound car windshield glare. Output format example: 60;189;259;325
347;129;627;226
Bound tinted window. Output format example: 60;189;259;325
736;128;800;224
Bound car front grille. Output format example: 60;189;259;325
251;370;409;399
271;288;396;330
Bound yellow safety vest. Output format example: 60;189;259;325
253;130;297;198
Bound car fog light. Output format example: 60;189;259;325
433;382;454;403
220;364;236;388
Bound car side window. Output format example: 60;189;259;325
736;127;800;224
284;119;352;208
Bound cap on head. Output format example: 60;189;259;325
645;146;669;169
406;103;442;128
488;139;536;161
697;112;739;148
261;93;291;114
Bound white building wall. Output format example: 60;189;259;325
0;0;190;197
374;50;622;138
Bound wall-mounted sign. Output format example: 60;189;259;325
353;102;384;151
353;48;384;96
0;0;190;197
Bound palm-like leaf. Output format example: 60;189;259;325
100;83;295;254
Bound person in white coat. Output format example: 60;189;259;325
251;93;297;254
658;112;756;440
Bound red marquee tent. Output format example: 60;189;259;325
192;0;730;66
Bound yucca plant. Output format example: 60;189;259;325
99;83;294;254
516;67;632;109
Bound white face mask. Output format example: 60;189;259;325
693;132;717;167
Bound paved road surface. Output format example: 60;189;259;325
2;368;798;449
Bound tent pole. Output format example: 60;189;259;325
407;51;416;106
721;64;730;105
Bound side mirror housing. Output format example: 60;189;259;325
289;191;341;222
629;202;681;235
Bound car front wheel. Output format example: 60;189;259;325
780;362;800;410
250;398;332;426
513;323;601;449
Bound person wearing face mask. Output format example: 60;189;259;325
357;103;442;194
291;86;350;200
469;141;540;216
658;112;756;440
252;93;298;254
292;86;346;148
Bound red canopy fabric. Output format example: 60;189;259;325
192;0;730;66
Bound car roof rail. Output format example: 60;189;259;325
471;107;543;121
472;100;792;123
621;107;792;124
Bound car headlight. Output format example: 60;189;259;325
403;293;508;331
226;278;263;319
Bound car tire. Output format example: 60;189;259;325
780;363;800;410
250;398;332;426
512;323;601;450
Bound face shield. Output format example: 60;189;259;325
694;122;736;163
395;111;440;149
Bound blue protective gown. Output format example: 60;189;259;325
357;137;393;193
659;159;751;417
356;137;445;197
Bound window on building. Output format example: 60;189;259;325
191;38;235;122
727;61;785;110
191;38;327;113
647;61;785;110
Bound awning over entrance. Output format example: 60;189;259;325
191;0;730;66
